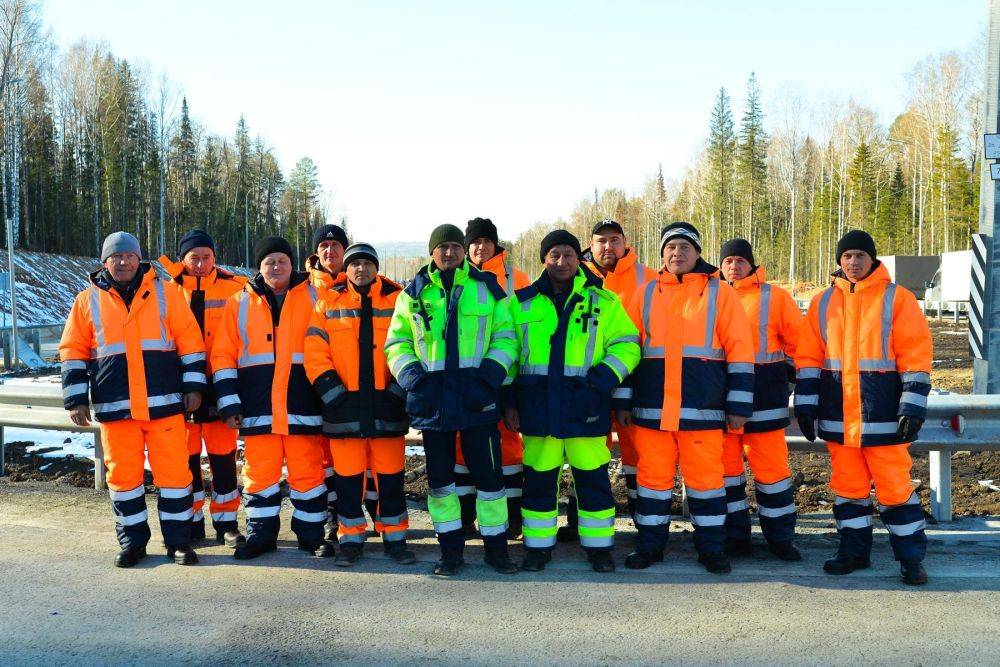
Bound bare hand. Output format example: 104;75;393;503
617;410;633;428
225;415;241;430
183;392;202;413
726;414;748;432
69;404;92;427
503;407;520;432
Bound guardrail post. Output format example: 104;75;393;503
1;330;9;370
93;432;105;491
929;449;953;522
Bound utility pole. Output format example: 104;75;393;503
975;0;1000;393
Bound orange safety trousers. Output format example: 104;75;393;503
721;430;791;484
331;436;408;541
827;442;914;506
103;413;193;491
185;421;240;524
243;434;326;494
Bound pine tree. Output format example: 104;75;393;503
707;87;737;245
736;73;768;244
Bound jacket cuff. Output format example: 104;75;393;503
587;363;620;397
478;358;507;391
395;361;425;392
314;370;347;408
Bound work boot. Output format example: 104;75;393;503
234;541;276;560
432;556;465;577
334;543;363;567
325;518;338;544
190;519;206;541
587;550;616;573
725;538;753;557
216;529;247;548
768;541;802;562
484;547;519;575
900;560;928;586
624;550;664;570
520;550;552;572
823;553;871;575
462;522;479;539
384;541;417;565
557;497;579;542
698;552;732;574
114;546;147;569
300;539;336;558
507;518;523;541
167;545;198;565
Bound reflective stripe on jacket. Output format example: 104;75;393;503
507;266;640;438
211;272;322;436
727;266;804;433
622;258;755;431
384;259;517;431
59;264;207;422
304;275;409;438
794;261;932;447
158;256;248;422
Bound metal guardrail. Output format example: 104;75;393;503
0;386;996;521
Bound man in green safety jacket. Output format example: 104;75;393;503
502;230;640;573
385;223;519;576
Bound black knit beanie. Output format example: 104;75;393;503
539;229;582;263
719;238;755;267
311;224;349;252
178;229;215;259
661;221;702;254
464;217;499;247
254;236;294;268
428;224;465;254
836;230;877;261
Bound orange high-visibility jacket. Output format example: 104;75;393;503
479;249;530;295
158;256;248;422
211;272;322;437
305;254;346;294
583;247;654;303
59;264;207;422
304;275;409;439
725;266;804;433
621;259;755;432
794;262;932;447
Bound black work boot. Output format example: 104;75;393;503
234;541;276;561
433;556;465;576
334;543;363;567
588;550;615;573
698;552;732;574
900;560;928;585
114;545;147;569
484;544;519;575
190;519;206;541
725;538;753;557
521;550;552;572
384;541;417;565
624;550;664;570
325;518;338;544
167;545;198;565
300;539;336;558
823;553;871;575
216;528;247;548
768;541;802;562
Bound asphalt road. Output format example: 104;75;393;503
2;481;998;666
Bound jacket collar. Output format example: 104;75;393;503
480;250;510;277
728;265;767;291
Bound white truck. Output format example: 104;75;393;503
924;249;972;319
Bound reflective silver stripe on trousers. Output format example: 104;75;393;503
797;368;821;380
727;500;749;513
246;506;281;518
685;486;725;500
159;485;193;499
837;516;873;530
756;478;792;494
757;503;796;517
289;484;326;501
885;519;926;536
635;513;671;526
109;485;145;501
159;509;194;521
292;509;327;523
115;510;149;526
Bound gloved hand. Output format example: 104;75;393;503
797;415;816;442
896;415;924;442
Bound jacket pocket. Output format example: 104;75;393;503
462;369;497;412
565;377;604;426
406;372;441;418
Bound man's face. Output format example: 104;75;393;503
104;253;140;284
432;242;465;271
260;252;292;291
721;256;753;282
543;245;580;284
182;247;216;278
840;250;874;282
662;239;699;275
590;231;626;270
468;237;496;267
346;258;377;287
317;240;344;274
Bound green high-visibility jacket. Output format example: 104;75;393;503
506;266;640;438
385;259;517;431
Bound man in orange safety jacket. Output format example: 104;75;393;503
60;231;206;568
158;229;248;547
717;238;803;562
795;230;932;585
213;236;332;560
618;222;755;575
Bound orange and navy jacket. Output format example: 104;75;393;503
305;254;346;294
59;264;207;422
478;249;530;295
158;256;247;422
794;261;932;447
211;272;322;437
582;247;654;303
725;266;804;433
304;275;409;439
621;258;755;431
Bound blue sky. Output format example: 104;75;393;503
46;0;985;242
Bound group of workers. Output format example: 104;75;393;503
58;214;933;585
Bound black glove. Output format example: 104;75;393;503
896;415;923;442
797;415;816;442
